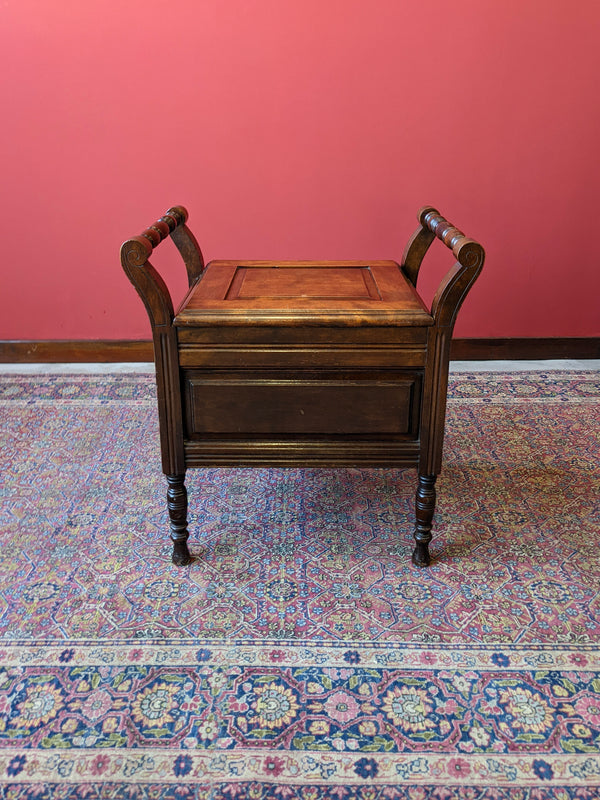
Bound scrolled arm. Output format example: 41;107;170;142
401;206;484;329
121;205;205;331
422;207;485;328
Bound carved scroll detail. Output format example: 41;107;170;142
120;236;152;268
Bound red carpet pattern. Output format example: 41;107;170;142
0;370;599;797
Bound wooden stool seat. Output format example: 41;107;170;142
121;207;484;568
175;261;433;326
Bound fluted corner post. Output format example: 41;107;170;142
407;207;485;566
121;207;198;566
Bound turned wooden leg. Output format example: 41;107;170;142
166;474;192;566
412;474;437;568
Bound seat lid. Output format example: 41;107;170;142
174;260;433;327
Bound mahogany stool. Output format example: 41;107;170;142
121;206;484;568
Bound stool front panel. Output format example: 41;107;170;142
182;368;423;441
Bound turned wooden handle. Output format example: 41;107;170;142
121;206;188;267
418;206;483;267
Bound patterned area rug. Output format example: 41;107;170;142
0;370;599;798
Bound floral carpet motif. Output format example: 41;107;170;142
0;370;599;798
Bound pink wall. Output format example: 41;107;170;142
1;0;599;340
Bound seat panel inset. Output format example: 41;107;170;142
225;265;381;301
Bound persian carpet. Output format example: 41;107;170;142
0;370;599;799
